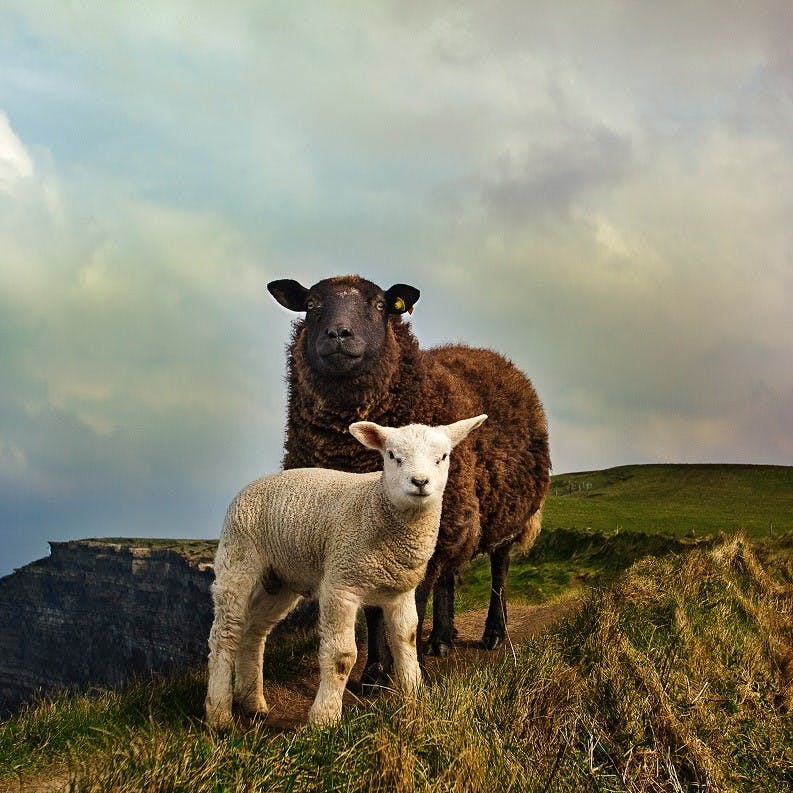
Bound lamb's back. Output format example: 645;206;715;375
222;468;379;592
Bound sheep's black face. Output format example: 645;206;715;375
268;276;420;378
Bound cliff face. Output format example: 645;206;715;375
0;539;217;714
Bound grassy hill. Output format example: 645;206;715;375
543;463;793;538
452;463;793;612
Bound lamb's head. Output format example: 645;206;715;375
349;415;488;511
267;275;420;378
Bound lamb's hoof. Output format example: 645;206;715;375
425;639;452;658
357;662;391;696
246;708;269;725
481;630;504;651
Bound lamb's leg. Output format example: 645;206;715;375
357;605;393;694
382;591;421;694
310;590;360;726
482;544;510;650
205;572;257;730
426;572;455;657
234;583;299;719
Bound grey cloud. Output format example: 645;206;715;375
2;2;793;576
478;126;634;223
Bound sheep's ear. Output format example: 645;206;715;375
442;414;488;448
268;279;310;311
384;284;420;315
349;421;388;452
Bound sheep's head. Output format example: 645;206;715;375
349;415;487;511
267;276;419;378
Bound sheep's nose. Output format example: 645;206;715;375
411;476;429;489
326;326;353;339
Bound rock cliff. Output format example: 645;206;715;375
0;539;217;713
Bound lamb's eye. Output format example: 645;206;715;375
388;450;394;459
436;453;448;465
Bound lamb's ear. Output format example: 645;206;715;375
442;414;488;448
384;284;420;315
267;279;310;311
349;421;388;452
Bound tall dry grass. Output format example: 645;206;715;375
3;534;791;792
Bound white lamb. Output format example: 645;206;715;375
205;414;487;729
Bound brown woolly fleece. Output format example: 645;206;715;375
281;287;551;591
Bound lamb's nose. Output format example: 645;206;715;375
411;477;429;489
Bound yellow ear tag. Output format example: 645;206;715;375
393;297;406;313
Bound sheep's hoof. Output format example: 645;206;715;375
425;639;452;658
355;662;391;696
481;630;504;651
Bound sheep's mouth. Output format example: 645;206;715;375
409;491;430;499
322;350;362;361
318;351;365;374
313;337;368;372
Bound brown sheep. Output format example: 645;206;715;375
267;275;551;687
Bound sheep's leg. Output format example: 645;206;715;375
310;590;360;726
426;572;455;658
357;606;393;694
414;578;430;660
234;583;299;718
382;591;422;694
482;544;510;650
205;572;257;730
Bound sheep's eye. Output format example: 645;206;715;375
387;450;402;465
375;300;386;312
436;452;448;465
306;298;318;311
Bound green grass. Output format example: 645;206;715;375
2;535;791;791
451;463;792;613
455;527;713;612
87;464;793;591
543;463;793;538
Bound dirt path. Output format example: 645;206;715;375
0;766;70;793
262;599;580;730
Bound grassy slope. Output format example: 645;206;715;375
453;463;793;611
2;536;791;792
542;463;793;538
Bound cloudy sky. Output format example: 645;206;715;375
1;2;792;575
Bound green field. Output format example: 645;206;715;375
543;463;793;537
454;463;792;613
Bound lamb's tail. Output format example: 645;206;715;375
517;501;544;551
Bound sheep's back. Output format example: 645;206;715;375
421;345;551;554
